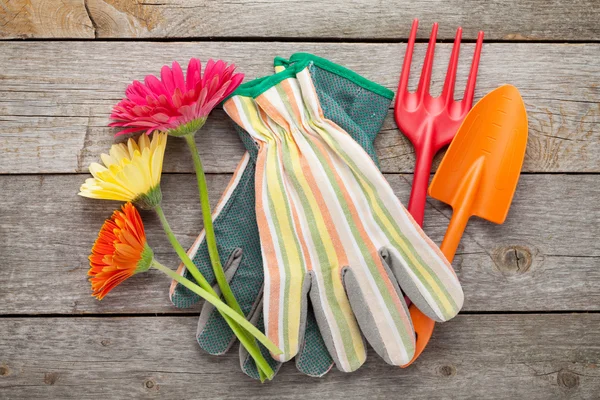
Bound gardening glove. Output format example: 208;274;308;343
169;53;392;378
222;55;464;371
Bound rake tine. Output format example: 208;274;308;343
441;26;462;104
397;19;419;104
462;30;484;108
416;22;438;101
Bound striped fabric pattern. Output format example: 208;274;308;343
223;65;463;371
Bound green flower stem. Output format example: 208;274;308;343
154;203;212;290
151;260;280;362
183;134;245;317
153;204;277;380
184;133;268;382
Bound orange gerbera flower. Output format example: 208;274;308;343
89;202;154;300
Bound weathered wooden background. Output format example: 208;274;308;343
0;1;599;399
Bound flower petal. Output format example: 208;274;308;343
161;65;176;94
88;203;150;300
186;58;201;92
109;59;243;136
172;61;185;92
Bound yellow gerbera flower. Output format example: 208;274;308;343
79;133;167;209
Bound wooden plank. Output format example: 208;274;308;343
0;0;95;39
1;0;600;41
0;173;597;315
0;41;598;174
0;314;598;399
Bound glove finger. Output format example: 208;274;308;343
202;248;244;297
169;152;253;308
197;248;264;355
239;297;282;380
240;286;335;379
343;258;415;366
169;267;205;309
383;240;464;322
263;266;310;362
309;271;366;373
296;78;463;321
294;302;335;377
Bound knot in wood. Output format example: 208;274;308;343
44;372;59;385
0;366;9;376
439;365;456;377
100;339;111;347
557;370;579;389
145;379;156;389
493;245;532;274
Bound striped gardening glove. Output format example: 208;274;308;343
222;54;464;371
170;53;393;379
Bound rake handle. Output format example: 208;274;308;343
407;125;436;226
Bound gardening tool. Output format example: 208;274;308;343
395;19;484;226
404;84;528;366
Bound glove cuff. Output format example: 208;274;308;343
229;52;394;101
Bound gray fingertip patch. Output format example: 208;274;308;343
343;263;415;366
223;248;244;282
375;259;414;334
204;248;245;299
195;310;237;355
247;292;265;326
195;248;249;356
379;247;390;264
295;303;335;377
170;268;202;308
300;361;334;378
241;353;261;381
309;270;365;373
197;300;214;335
196;247;260;356
242;288;334;379
241;351;282;381
239;298;283;381
380;247;445;322
297;272;312;349
342;267;393;365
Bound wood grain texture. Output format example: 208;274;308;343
0;173;597;315
1;1;598;398
0;314;598;399
0;0;95;39
1;0;600;40
0;42;598;174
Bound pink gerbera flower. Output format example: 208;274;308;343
110;59;244;137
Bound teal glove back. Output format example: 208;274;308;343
170;53;393;379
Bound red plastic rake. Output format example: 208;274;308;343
395;19;484;226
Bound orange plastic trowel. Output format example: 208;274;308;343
403;84;528;366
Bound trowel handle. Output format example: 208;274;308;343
440;205;470;261
438;156;483;261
